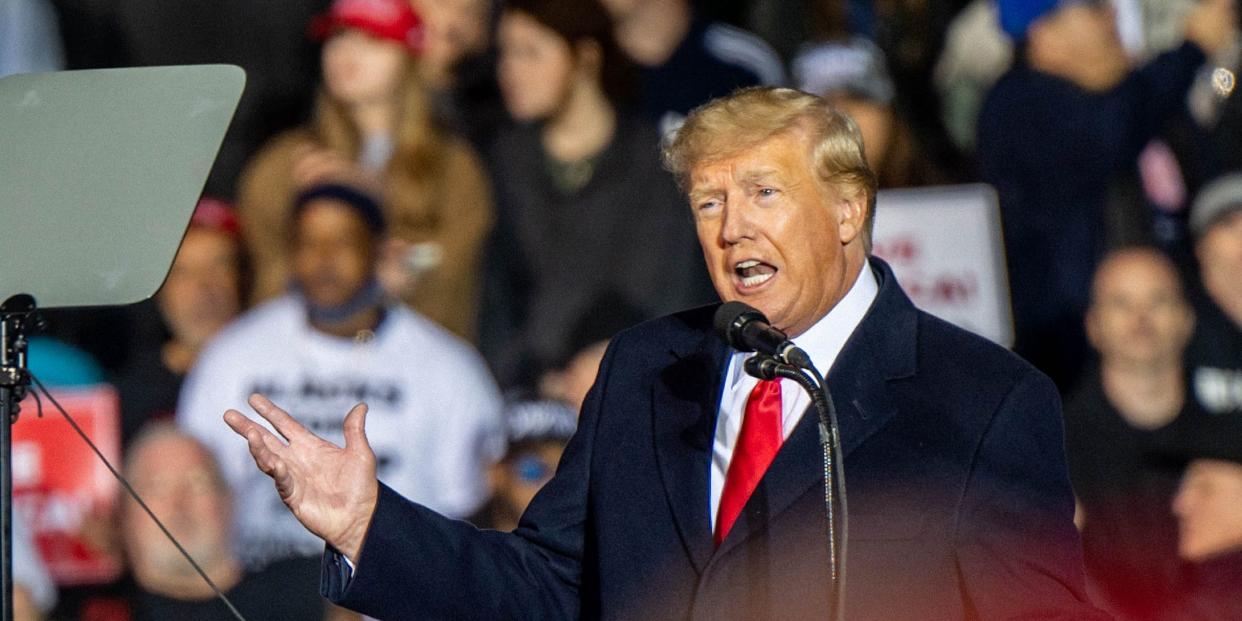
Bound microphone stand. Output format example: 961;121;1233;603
0;295;42;621
745;355;847;621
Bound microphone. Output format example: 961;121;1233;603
743;354;786;380
713;301;813;368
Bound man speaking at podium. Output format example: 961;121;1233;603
224;87;1108;619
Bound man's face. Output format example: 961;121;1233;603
156;228;242;349
1085;251;1193;368
1197;210;1242;319
1035;1;1129;92
688;130;866;338
292;200;377;309
123;435;232;580
1173;459;1242;561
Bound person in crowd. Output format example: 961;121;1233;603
225;86;1108;620
1185;172;1242;417
113;198;246;446
1162;417;1242;619
480;0;713;390
935;0;1215;156
120;424;330;620
536;291;646;412
933;0;1013;153
237;0;493;341
178;182;503;570
412;0;494;91
599;0;785;134
1064;247;1201;620
411;0;508;152
977;0;1236;390
793;36;947;189
469;399;577;531
793;0;973;179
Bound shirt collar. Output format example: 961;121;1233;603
728;260;880;389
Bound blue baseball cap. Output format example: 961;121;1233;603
995;0;1063;40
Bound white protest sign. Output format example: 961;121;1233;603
871;184;1014;347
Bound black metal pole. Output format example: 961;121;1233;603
0;294;37;621
744;354;847;621
1;305;16;621
0;381;12;621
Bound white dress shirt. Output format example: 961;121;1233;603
709;262;880;527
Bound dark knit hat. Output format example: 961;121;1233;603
291;182;386;235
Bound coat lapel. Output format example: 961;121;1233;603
653;330;729;574
714;259;918;558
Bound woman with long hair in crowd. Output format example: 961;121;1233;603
236;0;493;341
480;0;713;390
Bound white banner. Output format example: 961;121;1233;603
872;184;1014;347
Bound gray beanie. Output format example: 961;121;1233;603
1191;173;1242;237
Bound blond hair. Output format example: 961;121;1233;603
663;87;878;248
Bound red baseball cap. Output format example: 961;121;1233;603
189;197;242;239
309;0;424;55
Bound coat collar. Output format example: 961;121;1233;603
652;258;919;570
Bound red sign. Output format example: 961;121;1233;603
12;385;122;585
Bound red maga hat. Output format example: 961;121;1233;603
309;0;424;55
189;197;242;238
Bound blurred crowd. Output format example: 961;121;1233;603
3;0;1242;619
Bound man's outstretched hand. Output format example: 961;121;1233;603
224;394;378;563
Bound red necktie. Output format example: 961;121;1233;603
715;378;783;546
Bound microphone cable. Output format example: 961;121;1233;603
803;362;847;621
26;373;249;621
745;355;848;621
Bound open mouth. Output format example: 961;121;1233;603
735;259;777;289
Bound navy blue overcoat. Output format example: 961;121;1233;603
323;259;1110;620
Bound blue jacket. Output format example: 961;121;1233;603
322;260;1109;620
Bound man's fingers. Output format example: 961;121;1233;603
227;408;286;450
248;394;313;443
243;428;279;475
224;409;266;439
270;460;294;501
226;409;287;450
225;409;293;476
343;403;373;454
236;414;295;498
259;427;287;455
